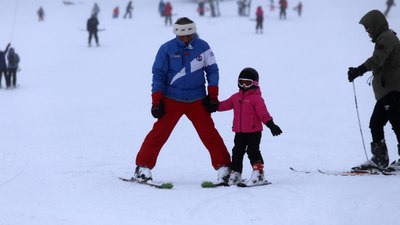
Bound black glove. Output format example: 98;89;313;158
202;95;219;113
151;101;164;119
348;65;367;82
265;120;282;136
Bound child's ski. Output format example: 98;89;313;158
119;177;173;189
237;181;272;188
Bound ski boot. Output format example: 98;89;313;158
217;166;230;183
385;144;400;172
248;163;267;185
228;171;242;185
134;166;152;182
352;140;389;171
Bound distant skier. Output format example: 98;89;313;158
217;67;282;185
164;1;173;26
0;43;10;89
209;0;217;17
112;6;119;19
348;10;400;172
132;17;231;183
92;2;100;17
197;0;205;16
7;47;20;88
269;0;275;12
37;7;45;22
87;14;100;47
159;0;165;17
237;0;246;16
279;0;288;20
293;1;302;17
255;6;264;34
384;0;396;17
123;1;134;19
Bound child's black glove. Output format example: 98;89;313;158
266;120;282;136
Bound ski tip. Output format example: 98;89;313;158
201;181;215;188
159;182;174;189
201;181;229;188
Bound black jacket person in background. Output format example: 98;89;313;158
348;10;400;172
87;14;99;47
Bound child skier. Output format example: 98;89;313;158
218;67;282;185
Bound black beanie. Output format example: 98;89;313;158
239;67;259;82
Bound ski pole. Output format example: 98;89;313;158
352;82;369;160
10;0;20;42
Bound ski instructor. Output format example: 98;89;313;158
348;9;400;172
133;17;231;182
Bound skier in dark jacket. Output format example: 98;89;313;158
348;10;400;172
123;1;134;19
37;7;45;21
87;14;99;47
7;47;20;88
0;43;11;88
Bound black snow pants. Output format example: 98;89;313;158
370;92;400;144
8;68;17;87
0;68;8;87
88;31;99;45
230;132;264;173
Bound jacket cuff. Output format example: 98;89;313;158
208;86;219;98
151;91;163;103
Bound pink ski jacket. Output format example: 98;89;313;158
218;88;272;133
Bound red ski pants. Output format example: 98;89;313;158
136;98;231;170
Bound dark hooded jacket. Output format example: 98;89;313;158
7;48;20;69
359;10;400;100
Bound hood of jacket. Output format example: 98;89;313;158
359;10;389;42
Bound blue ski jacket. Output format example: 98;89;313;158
151;36;219;102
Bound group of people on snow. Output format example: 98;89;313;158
0;43;20;89
25;2;400;183
133;9;400;185
112;1;134;19
133;16;282;186
251;1;302;34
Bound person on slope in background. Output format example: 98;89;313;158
87;14;100;47
37;7;45;22
348;10;400;172
384;0;396;17
197;0;205;16
159;0;165;17
92;2;100;17
164;1;173;26
123;1;134;19
113;6;120;19
0;43;11;89
133;17;231;183
293;1;302;17
7;47;20;88
218;68;282;185
278;0;288;20
255;6;264;34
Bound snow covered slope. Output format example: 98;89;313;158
0;0;399;225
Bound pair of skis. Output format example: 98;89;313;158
119;177;271;189
289;167;398;176
201;180;271;188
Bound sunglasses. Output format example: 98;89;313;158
238;78;254;88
